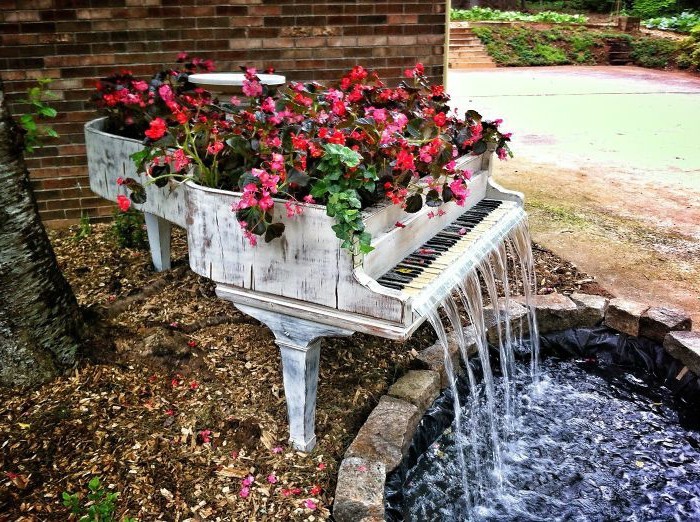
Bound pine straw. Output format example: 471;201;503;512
0;223;607;521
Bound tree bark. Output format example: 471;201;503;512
0;80;82;387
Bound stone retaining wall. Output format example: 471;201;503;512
333;292;697;521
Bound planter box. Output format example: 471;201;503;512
185;153;494;336
85;117;187;270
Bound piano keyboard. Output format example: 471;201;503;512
377;199;523;297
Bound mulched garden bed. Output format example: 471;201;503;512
0;222;609;521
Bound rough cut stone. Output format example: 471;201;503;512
570;292;609;327
333;457;385;522
388;370;440;413
640;307;692;344
412;340;458;388
484;298;529;344
605;298;649;337
345;395;420;471
513;293;578;334
663;331;700;376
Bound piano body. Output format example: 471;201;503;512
185;151;524;451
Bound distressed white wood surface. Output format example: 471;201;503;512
85;118;188;228
186;182;411;324
235;304;353;451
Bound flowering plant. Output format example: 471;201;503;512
104;59;511;254
92;53;215;139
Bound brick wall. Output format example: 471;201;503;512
0;0;447;226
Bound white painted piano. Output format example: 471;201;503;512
185;150;524;451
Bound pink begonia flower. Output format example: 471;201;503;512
269;153;285;172
317;462;326;470
229;96;241;106
449;178;470;206
242;475;254;487
239;486;250;498
242;79;262;97
303;499;317;510
272;446;283;454
310;485;322;495
258;192;274;211
303;195;315;204
261;97;276;112
198;429;212;444
132;80;148;92
497;147;508;160
116;194;131;212
267;474;278;484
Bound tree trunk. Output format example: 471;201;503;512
0;80;82;387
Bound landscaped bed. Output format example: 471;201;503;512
469;24;682;68
0;223;608;520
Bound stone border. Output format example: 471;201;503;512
333;292;697;521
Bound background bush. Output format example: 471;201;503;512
633;0;679;18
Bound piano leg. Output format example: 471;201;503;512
233;304;354;452
144;212;172;272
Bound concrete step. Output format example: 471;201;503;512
449;61;497;69
449;40;483;47
451;52;493;60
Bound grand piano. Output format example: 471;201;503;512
185;150;524;451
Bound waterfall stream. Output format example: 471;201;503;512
412;218;540;520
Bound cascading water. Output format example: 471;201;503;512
390;213;700;521
411;216;540;519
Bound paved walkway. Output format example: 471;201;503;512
448;66;700;321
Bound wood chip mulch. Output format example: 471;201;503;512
0;223;609;521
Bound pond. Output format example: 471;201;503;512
387;330;700;521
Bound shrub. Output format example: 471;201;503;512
570;0;616;13
644;10;700;32
633;0;679;19
677;23;700;68
630;37;680;67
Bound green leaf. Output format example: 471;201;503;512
406;119;423;139
404;194;423;213
264;222;285;242
38;106;57;118
88;477;101;491
287;168;311;187
425;189;442;207
473;141;488;154
310;179;329;198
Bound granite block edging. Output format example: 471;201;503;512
332;292;696;521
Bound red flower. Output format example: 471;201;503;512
433;112;447;127
116;194;131;211
145;117;167;140
310;484;322;495
395;149;415;171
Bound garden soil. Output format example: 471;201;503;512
0;225;606;521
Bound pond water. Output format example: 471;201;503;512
397;357;700;521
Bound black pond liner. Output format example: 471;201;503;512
385;326;700;521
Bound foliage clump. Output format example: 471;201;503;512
677;23;700;69
644;10;700;32
471;24;680;68
451;7;588;24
